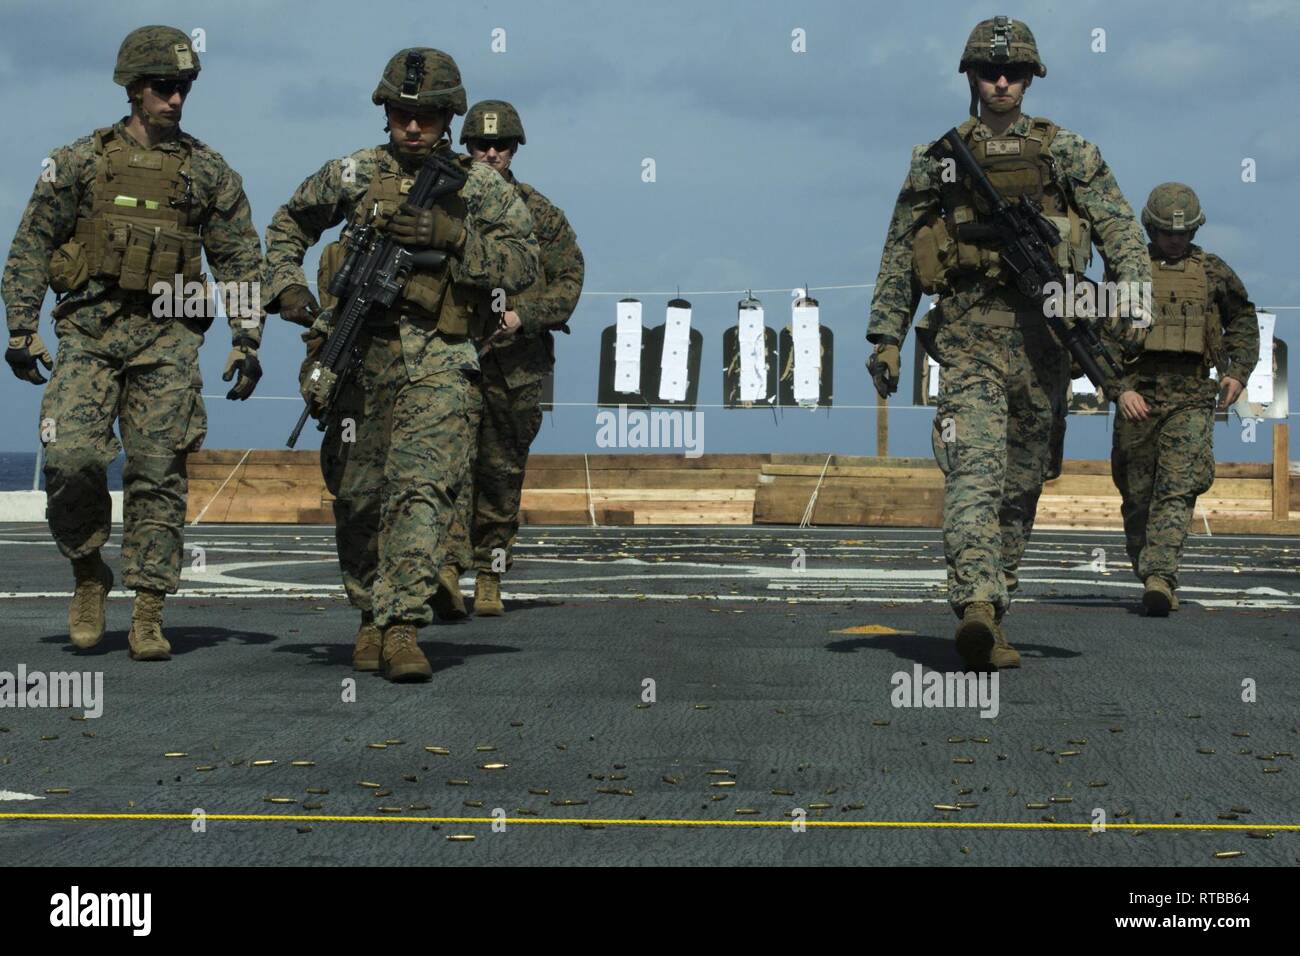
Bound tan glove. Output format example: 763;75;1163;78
278;284;320;328
386;203;465;252
222;341;262;401
867;342;900;398
5;332;54;384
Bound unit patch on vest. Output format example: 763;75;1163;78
483;112;498;135
128;152;164;170
399;178;413;195
174;44;193;71
984;139;1022;156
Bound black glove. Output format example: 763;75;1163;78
6;332;54;384
278;284;320;328
222;339;262;400
386;203;465;251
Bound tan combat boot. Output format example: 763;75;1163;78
69;552;114;650
955;602;997;670
475;572;504;617
990;619;1021;669
1142;577;1173;617
382;624;432;683
128;590;171;661
431;565;468;620
352;614;383;672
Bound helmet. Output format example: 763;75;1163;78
372;48;467;114
460;100;526;144
1142;182;1206;233
113;26;201;87
958;16;1046;78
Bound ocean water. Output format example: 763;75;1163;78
0;452;124;491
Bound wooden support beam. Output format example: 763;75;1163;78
1273;421;1290;520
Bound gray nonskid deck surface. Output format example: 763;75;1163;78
0;523;1296;866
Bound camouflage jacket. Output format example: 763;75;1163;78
1101;244;1259;400
867;113;1150;347
483;171;585;389
1;119;263;344
263;142;539;380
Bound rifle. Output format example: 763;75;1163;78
287;151;468;447
926;128;1124;388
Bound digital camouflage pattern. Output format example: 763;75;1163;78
320;332;482;625
868;113;1150;618
1108;245;1258;589
929;318;1069;613
461;100;526;144
444;173;584;575
113;25;200;86
958;17;1046;76
3;120;262;342
40;315;208;593
265;140;539;628
264;142;539;378
371;48;466;114
1141;182;1205;233
2;117;260;596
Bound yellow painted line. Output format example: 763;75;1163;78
1;812;1297;831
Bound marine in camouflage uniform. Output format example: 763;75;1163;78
866;16;1151;668
1105;183;1258;616
263;51;539;681
2;26;264;661
438;100;585;619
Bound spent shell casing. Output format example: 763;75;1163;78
1213;850;1244;859
447;779;470;786
164;752;187;758
971;737;990;744
1041;815;1057;823
40;735;58;741
409;803;431;811
734;808;760;815
1087;781;1108;788
424;746;450;755
291;760;315;767
953;757;975;765
1197;748;1216;755
842;803;865;811
464;800;485;808
296;826;312;834
251;760;275;767
956;802;978;809
1059;751;1081;757
933;804;961;812
609;773;628;781
510;721;524;728
373;789;392;797
1218;813;1240;820
711;794;728;801
710;780;736;789
302;802;323;810
871;720;890;727
377;806;403;813
358;781;382;789
481;763;509;770
306;787;329;795
1232;731;1251;738
551;799;588;806
475;745;497;752
367;743;387;750
513;807;538;816
446;834;476;842
809;802;832;810
662;776;680;785
385;739;403;745
1025;802;1049;810
1049;796;1073;804
403;774;418;783
1263;767;1281;773
693;705;711;710
1067;739;1088;746
1246;831;1274;840
195;765;216;772
771;789;794;796
528;788;550;796
947;737;966;744
44;788;70;795
265;797;295;804
706;769;734;776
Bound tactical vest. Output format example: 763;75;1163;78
1144;249;1218;361
912;117;1092;296
318;150;486;337
49;126;204;295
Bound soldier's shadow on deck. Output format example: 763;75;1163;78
826;632;1080;669
275;637;519;675
40;627;277;656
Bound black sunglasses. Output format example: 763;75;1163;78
147;77;192;97
467;137;518;153
974;63;1032;83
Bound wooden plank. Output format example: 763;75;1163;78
527;454;771;471
189;450;320;466
760;465;944;481
523;469;761;490
524;489;755;502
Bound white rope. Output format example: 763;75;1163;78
798;454;834;529
583;452;597;527
190;448;253;527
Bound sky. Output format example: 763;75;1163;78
1;0;1296;464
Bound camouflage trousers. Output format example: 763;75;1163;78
320;329;481;628
445;371;544;574
1111;364;1216;589
930;317;1070;617
39;310;207;593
